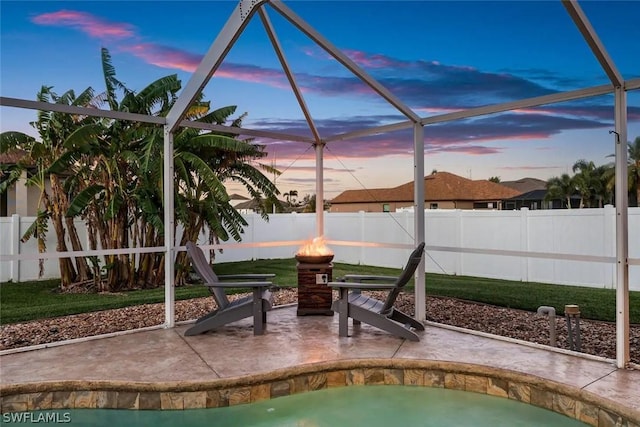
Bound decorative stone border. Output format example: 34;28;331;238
1;359;638;427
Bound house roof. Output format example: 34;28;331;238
505;189;582;202
500;177;547;194
331;171;521;204
0;149;31;166
505;189;548;201
229;193;249;201
234;199;262;210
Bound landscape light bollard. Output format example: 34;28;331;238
565;304;581;352
536;306;557;347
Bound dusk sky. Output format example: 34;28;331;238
1;1;639;198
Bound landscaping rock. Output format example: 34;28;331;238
1;289;637;365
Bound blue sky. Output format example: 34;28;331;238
1;1;639;198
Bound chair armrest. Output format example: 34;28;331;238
218;274;275;281
328;281;396;290
203;281;273;289
339;274;399;283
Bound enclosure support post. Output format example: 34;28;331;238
613;86;629;368
315;141;325;238
10;214;20;281
414;123;426;321
163;126;175;328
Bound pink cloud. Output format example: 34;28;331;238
121;43;290;87
271;165;353;174
499;165;564;171
120;43;200;72
342;49;400;69
303;46;408;69
301;46;332;61
414;106;464;115
507;133;551;140
32;10;135;40
217;64;289;88
429;145;503;155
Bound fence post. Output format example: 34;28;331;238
11;214;20;282
401;210;414;268
455;209;463;276
520;208;529;282
359;211;366;264
249;213;256;261
405;210;413;258
603;204;616;288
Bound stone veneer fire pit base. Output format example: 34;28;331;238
296;262;334;316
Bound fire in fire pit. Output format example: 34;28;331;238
295;237;334;264
295;236;334;316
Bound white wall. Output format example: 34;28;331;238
2;207;639;291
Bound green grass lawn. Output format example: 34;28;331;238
1;258;638;324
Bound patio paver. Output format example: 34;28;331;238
1;305;638;419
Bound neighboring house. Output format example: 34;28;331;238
330;171;521;212
228;193;249;208
234;199;263;214
500;177;547;194
0;150;42;217
503;189;559;210
501;178;551;210
234;199;287;214
501;177;580;210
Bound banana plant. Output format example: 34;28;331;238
3;46;282;291
0;86;97;288
58;48;280;290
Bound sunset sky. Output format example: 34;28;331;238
1;1;639;199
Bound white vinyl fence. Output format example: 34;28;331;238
1;206;639;291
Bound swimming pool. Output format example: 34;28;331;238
16;386;587;426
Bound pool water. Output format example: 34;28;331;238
19;386;588;426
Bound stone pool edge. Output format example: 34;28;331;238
1;359;638;427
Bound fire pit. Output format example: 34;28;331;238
294;254;334;264
295;237;334;316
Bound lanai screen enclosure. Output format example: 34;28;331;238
0;0;637;368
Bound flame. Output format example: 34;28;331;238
297;236;333;256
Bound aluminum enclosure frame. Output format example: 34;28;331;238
0;0;634;367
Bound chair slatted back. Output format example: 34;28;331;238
186;242;230;309
380;242;425;315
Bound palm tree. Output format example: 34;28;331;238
593;163;614;207
49;48;183;290
302;194;330;213
572;159;602;208
55;48;280;289
4;48;281;292
284;190;298;205
0;86;97;288
170;106;280;284
545;173;575;209
605;135;640;207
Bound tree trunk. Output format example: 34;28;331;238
50;175;92;284
65;216;91;281
41;189;77;290
152;253;165;288
86;207;105;290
